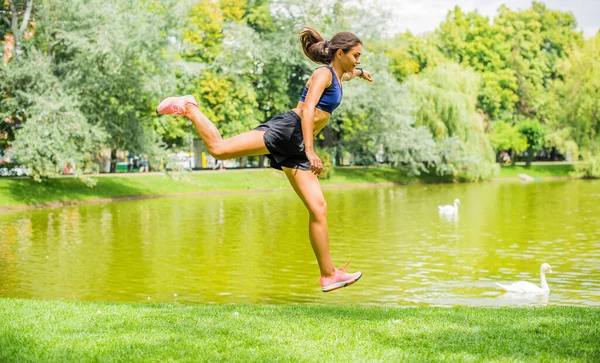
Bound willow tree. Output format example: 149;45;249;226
406;63;498;180
335;54;437;174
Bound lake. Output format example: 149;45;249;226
1;179;599;307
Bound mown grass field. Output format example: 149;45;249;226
1;298;599;362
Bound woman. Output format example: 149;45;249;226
157;27;373;292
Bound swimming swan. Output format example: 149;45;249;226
496;263;552;294
438;198;460;214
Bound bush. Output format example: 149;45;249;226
575;154;600;178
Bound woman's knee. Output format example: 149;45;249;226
208;142;228;160
308;199;327;220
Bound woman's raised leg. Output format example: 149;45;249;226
185;104;269;159
157;95;268;159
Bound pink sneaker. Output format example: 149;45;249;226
156;95;198;116
319;262;362;292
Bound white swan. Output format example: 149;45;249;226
438;198;460;214
496;263;552;294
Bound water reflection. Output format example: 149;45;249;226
0;180;599;307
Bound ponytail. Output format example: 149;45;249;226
299;26;363;65
299;26;331;64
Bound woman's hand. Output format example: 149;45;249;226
360;70;373;82
306;149;323;176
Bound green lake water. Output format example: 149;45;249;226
1;180;599;307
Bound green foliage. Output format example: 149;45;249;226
574;153;600;179
407;63;480;140
180;4;301;138
518;119;546;166
335;55;437;175
183;69;262;137
33;0;182;153
550;33;600;155
489;121;528;152
386;33;446;83
407;63;497;180
433;136;499;181
436;2;583;124
8;93;107;183
518;119;545;150
0;50;107;183
182;1;226;62
478;70;519;121
544;128;579;160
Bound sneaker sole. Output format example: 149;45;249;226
321;273;362;292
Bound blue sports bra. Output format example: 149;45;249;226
299;66;343;114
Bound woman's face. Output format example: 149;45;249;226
336;43;362;73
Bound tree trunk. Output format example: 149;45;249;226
110;148;117;173
526;147;533;167
3;0;34;61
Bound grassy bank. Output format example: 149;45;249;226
495;164;575;178
1;298;598;362
0;164;577;208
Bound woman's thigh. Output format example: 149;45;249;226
219;130;269;159
282;167;326;214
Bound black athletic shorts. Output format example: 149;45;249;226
254;110;310;171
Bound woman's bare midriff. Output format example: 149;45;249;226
292;102;330;138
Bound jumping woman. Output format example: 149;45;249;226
157;27;373;292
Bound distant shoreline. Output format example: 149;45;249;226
0;168;575;212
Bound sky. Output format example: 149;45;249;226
373;0;600;37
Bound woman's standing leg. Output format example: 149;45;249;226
282;167;335;277
283;166;362;292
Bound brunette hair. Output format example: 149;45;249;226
299;26;362;64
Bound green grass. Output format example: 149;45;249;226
497;164;575;179
0;164;578;208
0;168;438;208
0;169;289;207
1;299;598;362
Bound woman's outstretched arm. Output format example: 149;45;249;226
342;68;373;82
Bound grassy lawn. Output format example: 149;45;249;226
497;164;575;178
0;167;438;208
0;164;578;208
1;298;598;362
0;169;289;207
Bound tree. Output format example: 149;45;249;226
406;63;497;180
436;3;583;125
518;119;545;166
0;50;107;181
34;0;182;170
488;121;528;160
336;56;437;174
385;32;445;83
550;33;600;155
